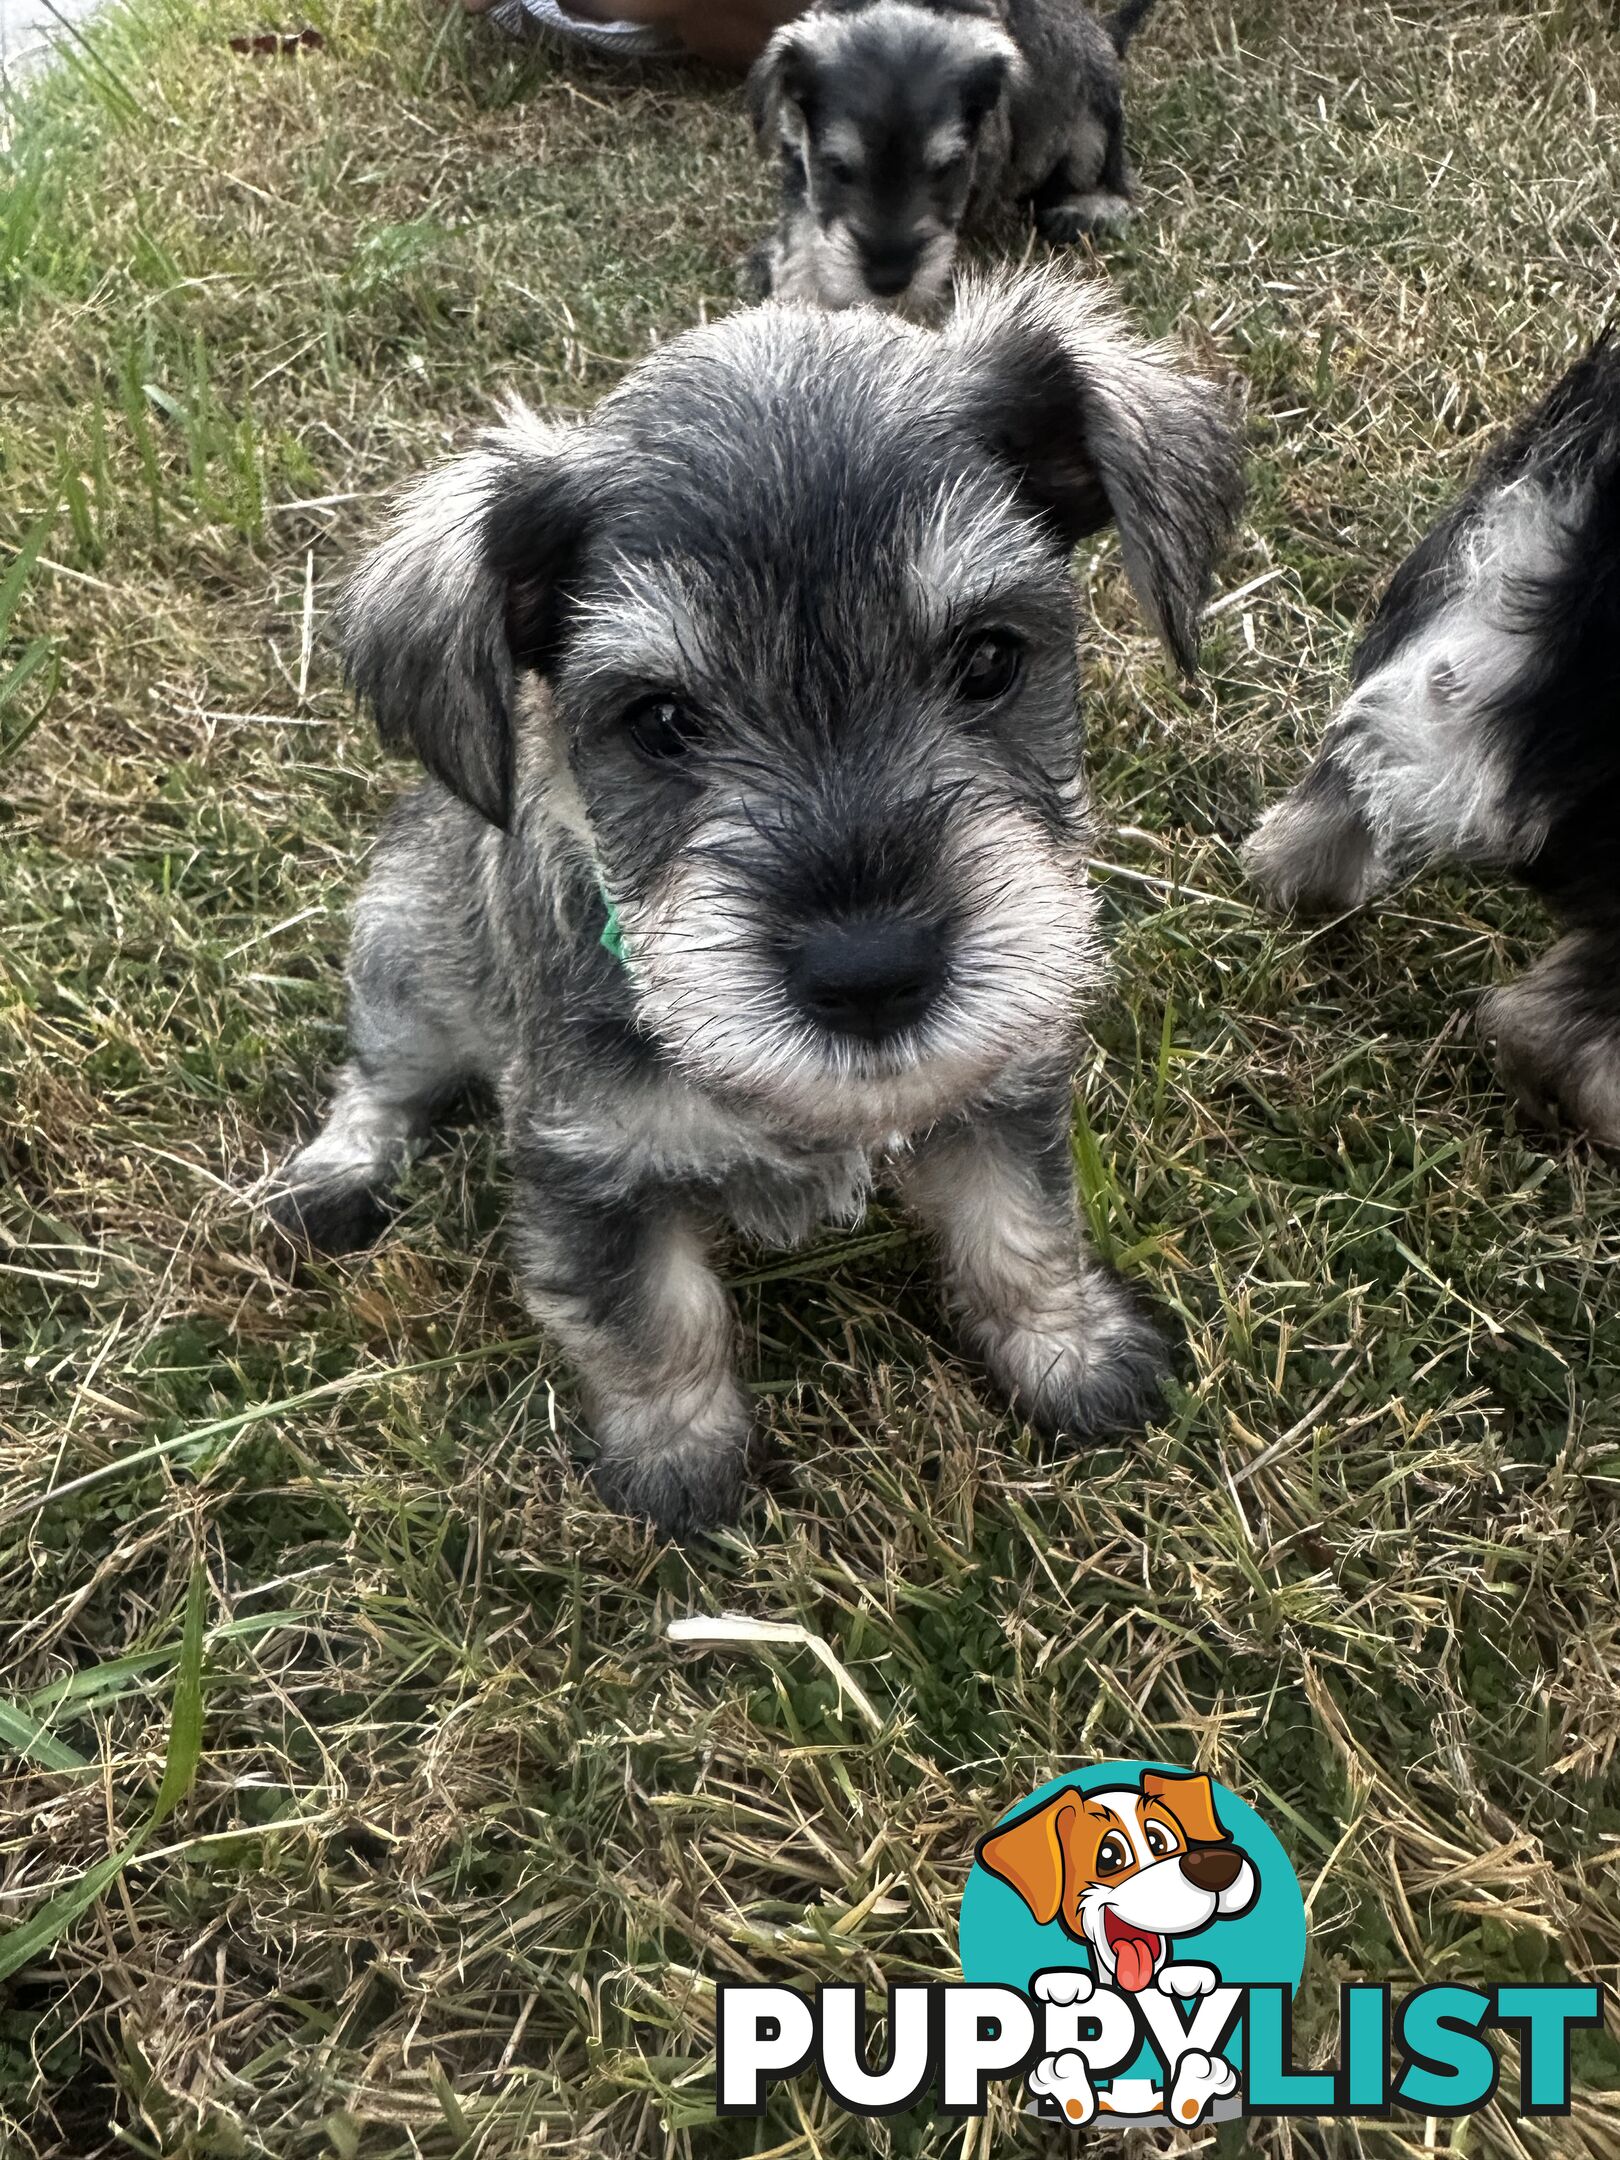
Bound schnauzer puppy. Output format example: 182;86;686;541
268;272;1241;1534
1245;333;1620;1144
746;0;1157;317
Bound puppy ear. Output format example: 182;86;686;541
340;408;589;828
976;1792;1078;1925
947;272;1245;674
959;37;1014;127
1141;1770;1230;1846
745;23;818;147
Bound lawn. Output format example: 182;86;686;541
2;0;1619;2153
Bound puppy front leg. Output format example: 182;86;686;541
1032;102;1133;243
510;1166;751;1536
898;1087;1166;1439
1243;746;1396;916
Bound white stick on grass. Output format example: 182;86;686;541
666;1612;885;1734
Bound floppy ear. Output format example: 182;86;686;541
340;406;589;829
745;23;818;148
975;1791;1079;1925
946;271;1245;674
958;34;1015;128
1141;1770;1230;1846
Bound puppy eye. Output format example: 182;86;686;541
1096;1835;1131;1875
822;155;857;186
956;630;1023;703
1144;1823;1173;1856
624;693;704;765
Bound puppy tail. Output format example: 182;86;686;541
1105;0;1157;55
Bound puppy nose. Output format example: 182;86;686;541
1180;1845;1244;1893
790;919;944;1038
861;247;920;297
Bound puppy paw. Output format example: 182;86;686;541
1167;2048;1238;2126
1033;1966;1095;2007
262;1151;394;1256
1037;191;1131;244
980;1277;1168;1442
1242;767;1393;916
591;1387;753;1539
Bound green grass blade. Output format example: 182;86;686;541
1152;998;1176;1124
0;1700;88;1772
0;504;57;642
0;1561;214;1979
118;351;163;539
36;3;145;126
1071;1096;1119;1267
25;1608;305;1718
0;639;59;766
0;634;58;714
0;1840;140;1985
150;1558;208;1829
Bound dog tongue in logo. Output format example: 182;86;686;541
1103;1911;1161;1992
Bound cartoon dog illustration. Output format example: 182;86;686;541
977;1769;1258;2123
977;1768;1257;1993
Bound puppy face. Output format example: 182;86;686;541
554;459;1086;1139
342;276;1243;1143
749;3;1016;313
978;1772;1259;1993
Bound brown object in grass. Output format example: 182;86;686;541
595;0;799;67
228;27;326;55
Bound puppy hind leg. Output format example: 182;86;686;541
1481;926;1620;1150
898;1088;1167;1440
1243;751;1396;916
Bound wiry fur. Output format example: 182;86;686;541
265;272;1242;1534
1244;334;1620;1145
746;0;1157;317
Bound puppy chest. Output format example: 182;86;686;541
522;1084;875;1246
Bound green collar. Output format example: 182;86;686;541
597;877;627;964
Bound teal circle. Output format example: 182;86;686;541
958;1761;1307;2090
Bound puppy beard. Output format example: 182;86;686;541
773;211;957;317
886;231;958;318
622;806;1097;1143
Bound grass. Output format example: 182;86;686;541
2;0;1619;2152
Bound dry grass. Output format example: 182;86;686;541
3;0;1620;2153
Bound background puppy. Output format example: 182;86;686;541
267;271;1241;1535
747;0;1157;315
1244;335;1620;1146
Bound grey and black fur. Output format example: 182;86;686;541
1245;334;1620;1145
266;272;1241;1535
746;0;1157;316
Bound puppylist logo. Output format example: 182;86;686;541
717;1762;1603;2126
964;1762;1281;2125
